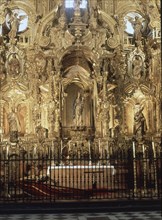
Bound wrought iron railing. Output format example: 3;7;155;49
0;150;161;202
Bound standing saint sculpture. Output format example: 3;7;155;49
73;92;84;126
133;104;147;138
7;11;27;41
8;108;21;142
127;16;145;45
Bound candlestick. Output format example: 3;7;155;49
152;141;156;158
89;140;91;159
99;139;101;155
133;141;135;158
68;140;71;151
6;145;9;158
61;140;63;154
33;145;37;156
142;144;145;158
107;141;109;159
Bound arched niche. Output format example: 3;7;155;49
17;104;27;135
123;94;156;136
3;103;27;137
124;101;134;135
62;83;92;128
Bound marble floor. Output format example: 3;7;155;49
0;211;161;220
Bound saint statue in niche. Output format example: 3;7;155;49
73;92;84;126
133;104;147;138
35;125;48;143
7;11;27;40
8;108;21;142
127;16;144;44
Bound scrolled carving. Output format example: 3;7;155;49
39;36;51;48
0;0;160;166
107;36;120;49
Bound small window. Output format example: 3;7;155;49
65;0;87;9
65;0;74;8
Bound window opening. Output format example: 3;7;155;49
65;0;87;9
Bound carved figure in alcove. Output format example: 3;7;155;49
110;118;120;138
127;16;144;44
8;12;27;40
49;26;62;48
8;13;20;39
73;92;84;126
8;54;20;78
8;108;21;142
133;104;147;138
17;105;27;135
35;125;48;143
132;55;143;79
34;54;47;82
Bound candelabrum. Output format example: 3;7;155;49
89;140;92;165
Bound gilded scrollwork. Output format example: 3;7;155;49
0;0;161;163
7;53;20;78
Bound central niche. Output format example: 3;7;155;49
62;83;92;128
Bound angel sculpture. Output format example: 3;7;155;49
127;16;145;43
8;11;27;40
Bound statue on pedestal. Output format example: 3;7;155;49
8;108;20;143
133;104;147;138
73;92;84;127
35;124;48;143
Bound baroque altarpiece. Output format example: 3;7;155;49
0;0;161;167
